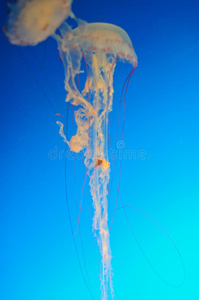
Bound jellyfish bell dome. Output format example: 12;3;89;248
71;22;138;66
4;0;73;46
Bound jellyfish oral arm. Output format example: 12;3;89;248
82;52;115;299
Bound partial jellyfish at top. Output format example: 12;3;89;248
4;0;73;45
4;1;138;299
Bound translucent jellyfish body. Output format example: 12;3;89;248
56;22;137;299
4;0;72;45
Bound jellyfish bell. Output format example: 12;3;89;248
72;23;137;64
4;0;73;46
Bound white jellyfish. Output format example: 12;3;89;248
56;22;137;299
4;0;73;45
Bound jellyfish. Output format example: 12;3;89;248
3;0;73;45
4;2;138;299
55;22;137;299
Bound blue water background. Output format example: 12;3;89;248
0;0;199;299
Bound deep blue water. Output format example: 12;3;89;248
1;0;199;299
